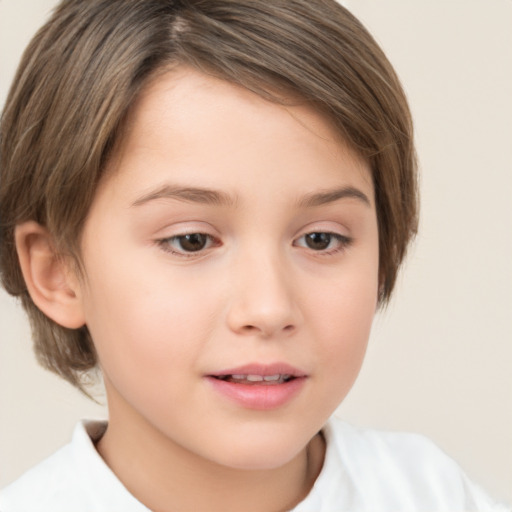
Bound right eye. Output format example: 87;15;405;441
157;233;218;256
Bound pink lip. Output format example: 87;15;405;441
205;362;308;410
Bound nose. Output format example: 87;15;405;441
226;249;301;338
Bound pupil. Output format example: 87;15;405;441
306;232;331;250
180;234;207;252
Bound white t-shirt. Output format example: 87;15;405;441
0;417;508;512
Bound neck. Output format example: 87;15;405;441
96;393;325;512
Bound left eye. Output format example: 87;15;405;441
159;233;216;254
295;232;349;252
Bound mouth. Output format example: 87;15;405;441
205;363;307;410
212;374;296;385
208;362;307;384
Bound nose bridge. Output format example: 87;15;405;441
226;241;299;337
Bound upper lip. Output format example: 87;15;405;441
208;363;307;378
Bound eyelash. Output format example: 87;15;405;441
156;231;352;258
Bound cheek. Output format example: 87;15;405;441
83;282;220;422
318;296;374;371
307;263;378;385
80;255;222;385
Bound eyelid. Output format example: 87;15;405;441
152;220;218;243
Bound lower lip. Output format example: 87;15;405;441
205;376;306;410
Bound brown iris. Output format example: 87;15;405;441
304;232;332;250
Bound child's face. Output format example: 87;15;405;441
76;67;379;469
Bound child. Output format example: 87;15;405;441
0;0;508;510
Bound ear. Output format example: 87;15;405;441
15;221;86;329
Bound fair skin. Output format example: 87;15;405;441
16;67;379;511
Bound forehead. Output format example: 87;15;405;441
103;66;373;203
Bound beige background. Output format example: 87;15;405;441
1;0;511;504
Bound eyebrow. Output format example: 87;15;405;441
131;183;371;209
297;186;371;208
131;185;236;207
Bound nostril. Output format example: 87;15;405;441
239;323;295;336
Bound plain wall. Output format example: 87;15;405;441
1;0;511;504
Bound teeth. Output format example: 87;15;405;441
226;374;292;383
246;375;264;382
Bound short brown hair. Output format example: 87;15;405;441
0;0;418;393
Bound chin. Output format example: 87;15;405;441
204;428;312;471
218;449;303;471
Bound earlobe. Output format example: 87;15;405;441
15;221;86;329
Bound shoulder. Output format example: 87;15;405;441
327;417;459;477
0;421;149;512
298;416;510;512
1;438;82;512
